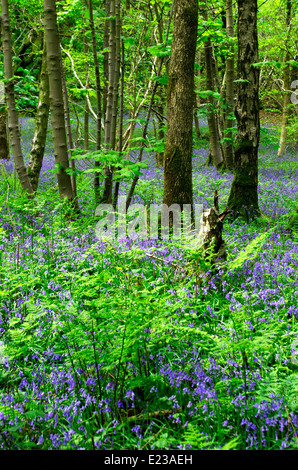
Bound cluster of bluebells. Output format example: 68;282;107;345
0;118;297;449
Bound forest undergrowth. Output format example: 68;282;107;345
0;118;297;450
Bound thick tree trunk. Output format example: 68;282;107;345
163;0;198;212
227;0;260;218
27;41;49;193
278;0;292;157
200;0;224;169
43;0;75;203
1;0;34;194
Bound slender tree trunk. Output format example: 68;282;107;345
227;0;260;218
113;38;125;209
0;52;9;159
83;8;89;152
101;0;121;204
278;0;292;157
88;0;102;202
1;0;34;194
163;0;198;212
27;41;49;192
223;0;234;170
153;2;166;167
43;0;75;203
0;108;9;160
200;0;224;169
193;92;201;139
103;0;110;124
193;51;202;140
0;76;9;159
125;1;175;211
61;52;77;199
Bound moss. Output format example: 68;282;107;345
234;138;254;156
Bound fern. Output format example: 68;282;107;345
229;227;275;271
181;423;214;449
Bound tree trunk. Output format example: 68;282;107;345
88;0;102;203
61;52;77;199
0;105;9;160
1;0;34;194
200;0;224;169
101;0;121;204
125;2;175;211
0;70;9;160
227;0;260;219
103;0;110;124
83;15;89;152
163;0;198;213
193;51;202;140
153;2;166;167
223;0;234;170
43;0;75;203
27;41;49;192
277;0;292;157
113;38;125;209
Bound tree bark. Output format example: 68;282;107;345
88;0;102;203
163;0;198;213
223;0;234;170
101;0;121;204
61;52;77;199
153;2;166;167
27;40;49;192
1;0;34;194
200;0;224;169
227;0;260;218
125;1;175;211
113;38;125;209
43;0;75;203
0;101;9;160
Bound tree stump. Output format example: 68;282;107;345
198;190;229;266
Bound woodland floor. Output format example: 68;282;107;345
0;117;297;450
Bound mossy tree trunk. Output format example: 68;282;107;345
227;0;260;218
27;40;49;193
163;0;198;213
